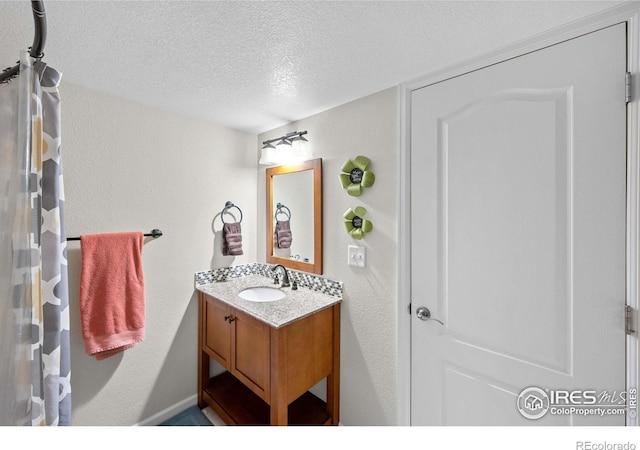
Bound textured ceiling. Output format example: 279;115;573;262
0;0;625;133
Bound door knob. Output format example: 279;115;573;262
415;306;444;325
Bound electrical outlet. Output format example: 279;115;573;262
348;245;366;268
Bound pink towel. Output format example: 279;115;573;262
79;232;145;360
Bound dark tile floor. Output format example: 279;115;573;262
159;406;213;426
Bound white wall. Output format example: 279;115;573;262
258;88;398;425
62;83;257;425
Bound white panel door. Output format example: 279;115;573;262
410;24;627;425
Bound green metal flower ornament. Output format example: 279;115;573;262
339;156;375;196
343;206;373;240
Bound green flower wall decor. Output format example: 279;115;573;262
344;206;373;240
339;156;375;196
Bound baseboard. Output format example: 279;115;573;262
134;394;198;426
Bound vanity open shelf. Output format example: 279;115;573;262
197;291;340;426
202;372;331;425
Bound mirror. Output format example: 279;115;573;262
266;158;322;274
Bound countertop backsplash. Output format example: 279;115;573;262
194;262;343;299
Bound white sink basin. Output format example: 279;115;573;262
238;287;286;302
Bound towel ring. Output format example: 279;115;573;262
221;201;243;224
275;202;291;221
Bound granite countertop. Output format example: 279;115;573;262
195;274;341;328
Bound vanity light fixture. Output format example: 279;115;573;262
277;136;293;147
259;130;311;165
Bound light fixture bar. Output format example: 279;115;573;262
261;130;308;149
259;130;311;165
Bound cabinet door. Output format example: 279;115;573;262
231;308;271;401
203;296;231;370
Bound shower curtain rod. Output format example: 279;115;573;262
0;1;47;84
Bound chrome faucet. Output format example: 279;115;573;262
272;264;290;288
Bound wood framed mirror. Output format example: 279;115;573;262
266;158;322;274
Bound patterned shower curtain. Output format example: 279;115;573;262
0;52;70;425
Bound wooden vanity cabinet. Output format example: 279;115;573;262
197;292;340;426
202;296;271;401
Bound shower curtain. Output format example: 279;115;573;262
0;52;70;425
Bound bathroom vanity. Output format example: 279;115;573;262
196;273;341;425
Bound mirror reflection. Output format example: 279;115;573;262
272;170;314;263
266;158;322;274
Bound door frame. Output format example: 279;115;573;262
397;2;640;426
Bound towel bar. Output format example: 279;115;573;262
66;229;163;241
